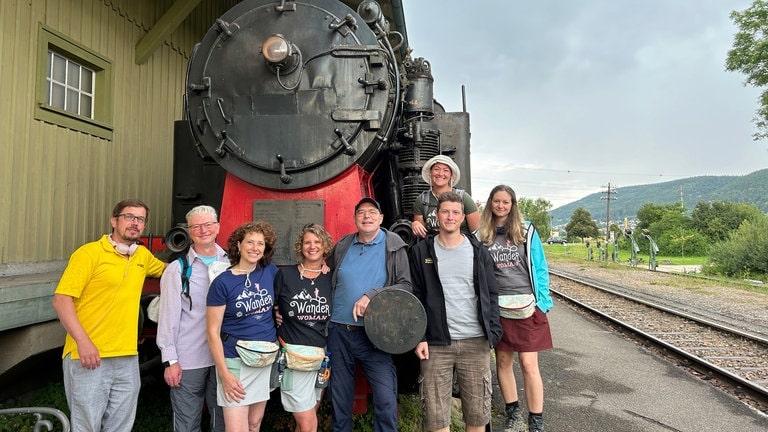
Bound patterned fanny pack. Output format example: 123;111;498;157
498;294;536;319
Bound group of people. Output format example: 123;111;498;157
51;156;554;432
409;157;553;432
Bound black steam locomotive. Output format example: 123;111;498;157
168;0;471;258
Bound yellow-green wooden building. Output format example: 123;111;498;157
0;0;243;375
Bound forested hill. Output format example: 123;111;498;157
549;169;768;226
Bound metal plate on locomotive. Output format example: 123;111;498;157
364;288;426;354
185;0;396;190
252;199;324;266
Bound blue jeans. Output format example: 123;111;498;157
327;323;398;432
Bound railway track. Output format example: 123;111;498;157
550;269;768;413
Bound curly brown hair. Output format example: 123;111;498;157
226;221;277;266
293;223;333;262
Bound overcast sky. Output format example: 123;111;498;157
402;0;768;209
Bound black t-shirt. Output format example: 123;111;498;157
274;266;333;347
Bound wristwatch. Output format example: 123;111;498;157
163;359;178;368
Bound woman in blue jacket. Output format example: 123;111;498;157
477;185;553;432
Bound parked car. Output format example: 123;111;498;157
546;237;567;244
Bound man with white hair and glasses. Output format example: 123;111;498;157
157;205;228;432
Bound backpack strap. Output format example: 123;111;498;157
421;190;430;218
177;256;193;310
423;188;464;216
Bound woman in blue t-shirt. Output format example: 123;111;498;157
207;221;279;432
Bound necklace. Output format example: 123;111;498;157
299;263;322;285
232;265;258;288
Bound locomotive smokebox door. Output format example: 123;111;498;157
364;288;426;354
185;0;396;190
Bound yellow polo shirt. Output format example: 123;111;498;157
55;235;165;359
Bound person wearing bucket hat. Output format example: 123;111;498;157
412;155;479;239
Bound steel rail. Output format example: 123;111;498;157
550;269;768;345
550;271;768;406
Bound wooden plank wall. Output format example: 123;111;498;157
0;0;237;332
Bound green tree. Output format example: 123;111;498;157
565;207;600;241
691;201;764;242
706;214;768;277
635;202;682;231
726;0;768;140
519;197;552;240
636;202;709;256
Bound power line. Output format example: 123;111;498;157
479;165;690;179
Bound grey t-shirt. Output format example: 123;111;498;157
434;236;484;340
487;232;532;296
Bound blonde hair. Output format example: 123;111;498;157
293;223;333;262
478;185;526;245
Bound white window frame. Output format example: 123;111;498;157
35;24;113;140
46;51;96;119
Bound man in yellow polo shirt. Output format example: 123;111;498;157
53;198;166;432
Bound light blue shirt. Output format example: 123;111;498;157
331;229;387;325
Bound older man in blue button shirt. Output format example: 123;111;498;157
324;197;412;432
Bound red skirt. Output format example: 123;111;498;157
495;307;553;353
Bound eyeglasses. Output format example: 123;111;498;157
355;209;380;217
188;222;218;232
118;213;147;224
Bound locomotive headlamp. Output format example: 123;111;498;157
263;35;291;63
262;34;301;75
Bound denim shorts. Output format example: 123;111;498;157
419;337;492;430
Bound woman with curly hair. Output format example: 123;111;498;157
207;221;279;432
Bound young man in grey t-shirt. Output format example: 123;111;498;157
409;191;502;432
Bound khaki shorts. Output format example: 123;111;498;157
216;357;271;407
419;337;492;430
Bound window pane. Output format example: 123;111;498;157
66;88;78;112
50;83;65;109
67;62;80;87
80;94;92;117
52;53;66;83
81;69;93;93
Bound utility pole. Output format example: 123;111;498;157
679;184;684;210
601;183;617;242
